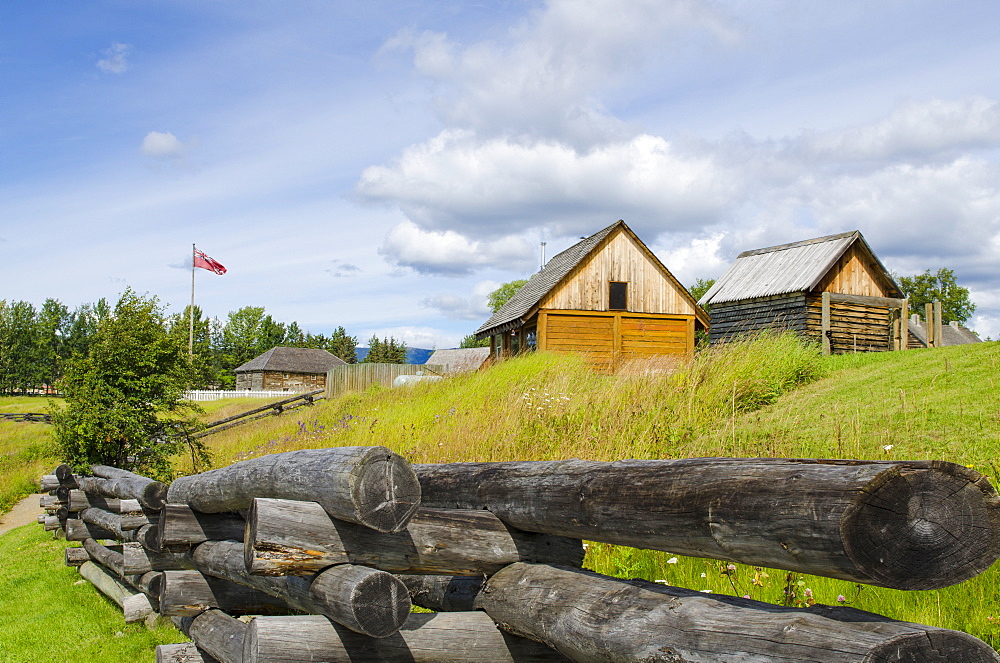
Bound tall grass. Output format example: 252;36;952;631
0;397;60;513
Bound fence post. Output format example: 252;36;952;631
821;292;831;355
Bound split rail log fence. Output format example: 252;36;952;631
36;448;1000;662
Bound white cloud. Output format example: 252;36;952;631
97;42;131;74
379;219;535;275
652;233;728;288
140;131;187;159
360;131;736;240
382;0;737;144
421;280;499;320
798;97;1000;163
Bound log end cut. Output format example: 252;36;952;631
350;448;421;534
842;461;1000;590
864;629;1000;663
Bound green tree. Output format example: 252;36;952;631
217;306;287;382
327;326;358;363
0;301;41;394
487;279;528;313
168;305;220;389
362;335;407;363
459;334;489;348
36;298;71;389
688;278;716;304
897;268;976;323
50;289;203;477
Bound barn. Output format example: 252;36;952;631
698;230;909;353
234;346;346;391
475;220;708;370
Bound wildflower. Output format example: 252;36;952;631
882;444;894;451
654;579;669;585
700;572;707;578
837;595;847;603
727;564;737;572
667;557;678;564
700;589;712;593
804;588;813;598
742;595;751;599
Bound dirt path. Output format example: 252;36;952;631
0;493;44;537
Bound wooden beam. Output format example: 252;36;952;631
176;609;245;663
414;458;1000;590
243;612;569;663
821;291;831;355
167;446;421;534
477;563;1000;663
245;498;583;576
827;293;907;308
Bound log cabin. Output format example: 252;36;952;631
474;220;708;370
698;230;909;353
234;346;346;391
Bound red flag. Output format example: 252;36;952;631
194;248;227;275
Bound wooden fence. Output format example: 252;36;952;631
0;412;51;423
38;452;1000;662
183;390;301;402
190;390;325;439
325;364;444;398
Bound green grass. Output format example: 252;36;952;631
0;525;186;663
2;335;1000;655
0;397;60;513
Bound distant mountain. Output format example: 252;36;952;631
353;347;435;364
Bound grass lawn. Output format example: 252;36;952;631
0;525;186;663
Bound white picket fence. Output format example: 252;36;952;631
182;390;298;402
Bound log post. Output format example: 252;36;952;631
78;560;155;624
243;612;570;663
477;563;1000;663
90;464;169;509
65;546;91;567
64;517;118;542
40;474;60;492
83;538;125;575
156;643;219;663
167;446;421;533
246;498;583;576
415;458;1000;590
192;540;410;637
398;574;485;612
158;570;291;617
157;504;245;549
177;609;245;663
80;507;127;539
122;541;193;574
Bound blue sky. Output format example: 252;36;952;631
3;0;1000;346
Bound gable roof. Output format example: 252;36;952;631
699;230;902;306
425;347;491;373
476;220;707;337
234;346;347;374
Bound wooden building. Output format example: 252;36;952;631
699;231;909;353
234;347;346;391
475;220;708;370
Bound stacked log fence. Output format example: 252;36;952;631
38;450;1000;662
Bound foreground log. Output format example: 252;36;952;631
122;541;193;574
477;563;1000;663
90;464;169;509
159;570;290;617
244;612;569;663
176;609;245;663
416;458;1000;590
65;546;91;567
158;505;245;549
192;540;410;637
78;561;155;623
156;643;219;663
168;446;420;533
43;515;61;531
398;574;485;612
246;498;583;576
64;517;117;541
83;538;125;575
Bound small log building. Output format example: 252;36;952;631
475;220;709;370
699;230;909;353
234;347;346;391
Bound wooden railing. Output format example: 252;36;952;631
190;389;324;439
38;452;1000;662
0;412;51;423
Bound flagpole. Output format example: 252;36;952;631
189;243;195;357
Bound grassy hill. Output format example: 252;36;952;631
2;333;999;659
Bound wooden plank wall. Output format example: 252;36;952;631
542;232;696;316
814;244;895;297
805;296;891;353
706;294;809;344
542;311;693;371
325;364;445;398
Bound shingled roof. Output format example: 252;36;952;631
699;230;902;306
234;347;347;374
